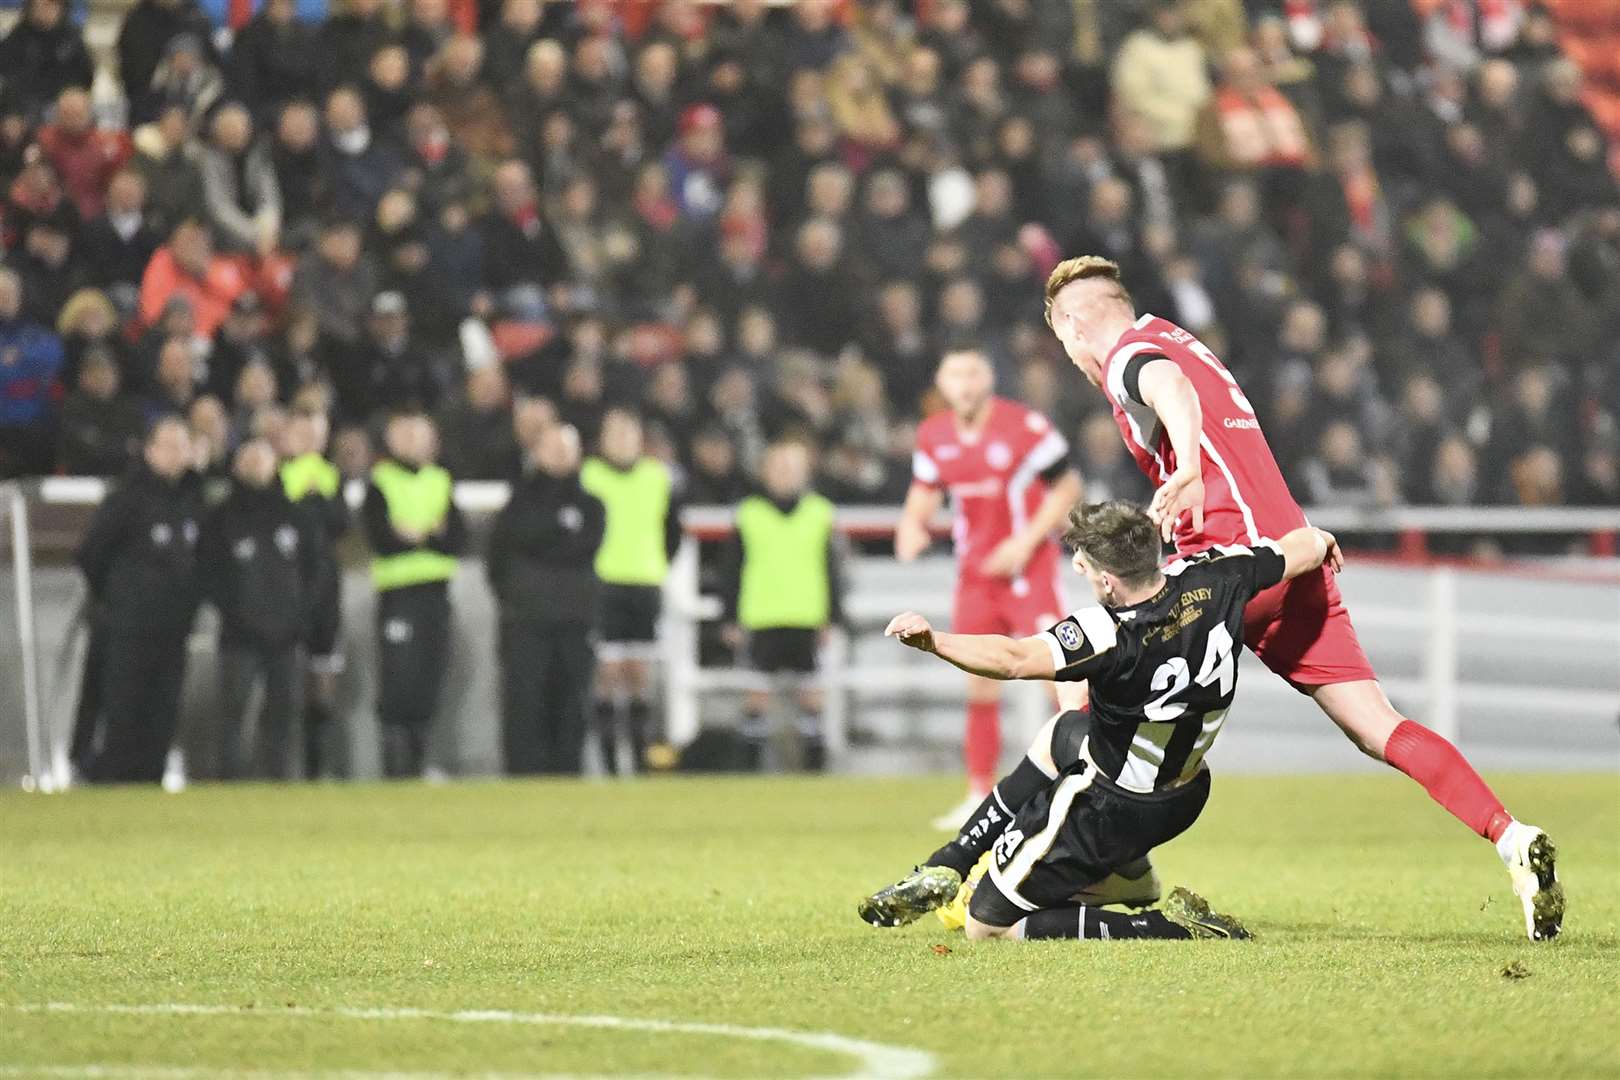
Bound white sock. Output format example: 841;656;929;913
1495;819;1532;866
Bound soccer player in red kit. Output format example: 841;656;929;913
896;346;1082;829
1042;256;1563;941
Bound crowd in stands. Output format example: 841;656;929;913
1;0;1618;524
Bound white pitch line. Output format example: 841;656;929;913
1;1002;938;1080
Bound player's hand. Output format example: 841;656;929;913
395;525;427;545
1319;529;1344;574
720;623;743;649
894;516;931;562
980;535;1033;578
1150;468;1205;543
884;611;936;653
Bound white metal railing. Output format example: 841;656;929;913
7;479;1620;789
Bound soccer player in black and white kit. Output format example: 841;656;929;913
859;501;1342;941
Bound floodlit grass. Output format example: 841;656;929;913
2;772;1616;1078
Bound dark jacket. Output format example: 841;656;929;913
201;481;324;649
0;12;94;119
486;469;605;625
76;464;203;635
57;392;145;476
116;0;215;122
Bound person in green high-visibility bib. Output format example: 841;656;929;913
360;410;467;778
579;408;684;775
720;437;846;772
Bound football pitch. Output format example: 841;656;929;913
2;772;1616;1079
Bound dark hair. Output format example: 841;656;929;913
1062;501;1162;586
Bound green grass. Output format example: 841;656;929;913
1;772;1617;1079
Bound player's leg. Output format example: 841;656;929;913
965;769;1238;941
1254;569;1563;939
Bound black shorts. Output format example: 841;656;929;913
597;583;661;644
748;628;819;674
970;716;1211;928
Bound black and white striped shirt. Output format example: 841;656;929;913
1038;542;1287;793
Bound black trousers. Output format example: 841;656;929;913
500;621;594;775
69;622;106;768
376;584;450;778
217;641;301;780
87;630;188;783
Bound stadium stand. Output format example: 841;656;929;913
0;0;1615;521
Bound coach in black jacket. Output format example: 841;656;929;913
76;415;203;783
487;422;605;775
201;437;324;779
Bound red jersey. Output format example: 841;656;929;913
1100;314;1306;554
912;397;1069;583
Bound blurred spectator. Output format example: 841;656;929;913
0;267;65;478
118;0;214;124
58;345;143;476
200;103;282;257
79;170;161;302
1198;45;1313;179
201;437;322;780
148;33;226;132
0;0;95;121
139;218;249;337
36;88;132;221
777;217;858;357
321;86;402;220
1301;419;1397;510
1496;229;1594;372
316;0;389;95
1390;373;1452;504
438;364;519;479
131;105;207;240
1384;287;1477;406
1112;0;1210;181
292;218;375;351
487;420;603;775
229;0;317;121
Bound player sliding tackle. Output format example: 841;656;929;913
860;501;1339;941
1042;256;1562;941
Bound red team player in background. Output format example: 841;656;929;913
896;347;1082;829
1041;255;1563;941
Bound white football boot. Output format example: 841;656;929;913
1498;823;1564;941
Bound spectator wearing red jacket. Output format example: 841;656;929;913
139;218;250;337
35;88;133;221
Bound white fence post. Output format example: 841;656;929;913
1425;566;1460;745
9;485;50;792
663;535;702;748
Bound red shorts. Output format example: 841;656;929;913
1243;565;1377;688
954;569;1067;638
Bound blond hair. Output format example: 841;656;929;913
1043;256;1133;326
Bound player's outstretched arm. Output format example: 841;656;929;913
1137;359;1205;542
884;612;1055;681
1277;526;1343;581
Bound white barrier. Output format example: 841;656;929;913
6;480;1620;789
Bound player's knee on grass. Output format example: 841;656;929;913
963;912;1014;940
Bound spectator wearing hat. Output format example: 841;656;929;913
0;0;95;121
148;32;227;133
358;291;448;419
665;104;733;224
35;88;133;221
0;267;66;478
117;0;216;124
139;218;249;337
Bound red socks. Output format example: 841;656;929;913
1384;720;1512;841
964;701;1001;794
